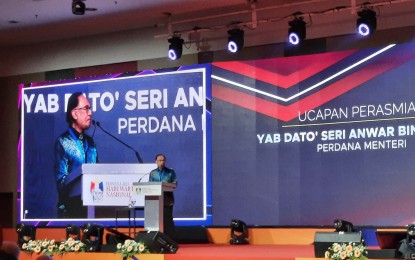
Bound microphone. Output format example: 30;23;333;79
91;119;97;138
94;120;144;163
138;172;150;182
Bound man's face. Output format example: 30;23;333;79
71;95;92;132
156;155;166;169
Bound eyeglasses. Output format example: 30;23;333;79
74;105;91;112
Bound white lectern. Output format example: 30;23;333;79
79;163;156;218
132;182;176;232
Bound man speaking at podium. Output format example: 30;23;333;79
54;92;98;218
149;154;178;238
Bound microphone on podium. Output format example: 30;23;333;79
91;118;97;138
138;172;150;182
92;120;144;163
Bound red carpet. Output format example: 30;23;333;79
165;244;315;260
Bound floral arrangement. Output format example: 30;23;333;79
56;237;86;255
21;239;58;256
325;242;368;260
21;238;85;256
116;239;149;259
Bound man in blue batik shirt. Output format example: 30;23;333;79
55;92;98;218
149;154;177;238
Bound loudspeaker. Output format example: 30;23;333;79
174;226;209;244
135;231;179;254
314;232;363;257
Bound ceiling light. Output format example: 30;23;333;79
168;35;184;60
288;17;306;45
72;0;86;15
227;28;244;53
357;7;377;36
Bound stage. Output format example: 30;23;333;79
17;244;400;260
18;244;316;260
2;227;403;260
164;244;316;260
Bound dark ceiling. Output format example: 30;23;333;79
1;0;415;47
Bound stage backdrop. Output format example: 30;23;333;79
21;41;415;227
211;41;415;226
21;65;211;225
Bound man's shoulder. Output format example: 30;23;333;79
164;167;175;173
56;130;71;141
84;134;95;143
150;167;175;173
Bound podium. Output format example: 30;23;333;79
132;182;176;232
78;163;156;218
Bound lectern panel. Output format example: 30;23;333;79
314;232;363;257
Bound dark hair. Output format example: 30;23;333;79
154;153;166;161
66;92;83;124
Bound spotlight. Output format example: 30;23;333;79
66;224;81;240
168;35;184;61
72;0;86;15
82;223;104;252
288;17;306;45
227;28;244;53
408;224;415;238
16;223;36;247
334;219;354;233
357;8;377;36
230;219;249;245
396;224;415;258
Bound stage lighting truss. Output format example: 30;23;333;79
227;28;244;53
288;16;306;45
154;1;406;53
168;35;184;60
357;7;377;36
334;219;354;233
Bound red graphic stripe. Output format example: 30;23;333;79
212;50;356;89
213;84;292;121
213;48;415;122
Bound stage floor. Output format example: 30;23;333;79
8;227;397;260
18;244;316;260
165;244;316;260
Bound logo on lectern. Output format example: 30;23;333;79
90;180;104;202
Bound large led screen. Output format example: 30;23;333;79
211;42;415;226
21;65;211;225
